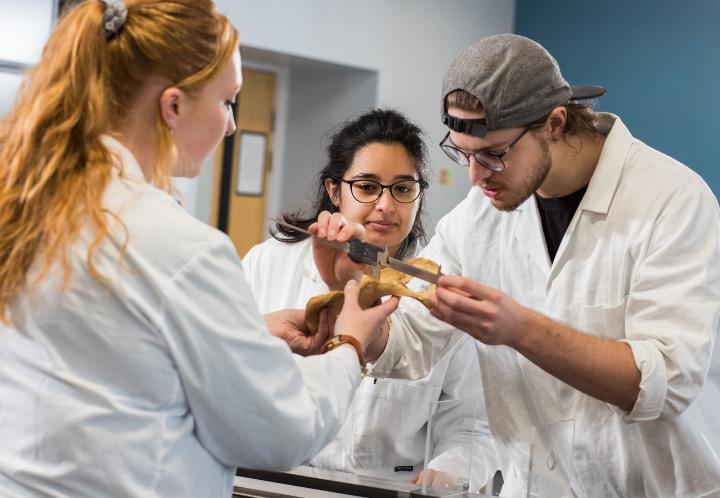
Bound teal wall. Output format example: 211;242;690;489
515;0;720;196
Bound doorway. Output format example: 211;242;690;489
202;47;378;257
211;68;276;257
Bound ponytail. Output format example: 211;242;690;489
0;2;114;318
0;0;238;319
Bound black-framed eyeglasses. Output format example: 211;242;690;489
439;127;530;172
341;179;425;204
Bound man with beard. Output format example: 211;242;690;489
314;34;720;497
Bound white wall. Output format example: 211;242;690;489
0;0;57;119
0;0;56;65
0;1;517;232
203;0;516;232
191;49;377;234
0;71;23;117
281;60;377;216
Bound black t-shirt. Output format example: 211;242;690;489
534;185;588;262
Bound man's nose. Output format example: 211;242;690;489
468;156;493;184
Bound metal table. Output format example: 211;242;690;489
234;466;492;498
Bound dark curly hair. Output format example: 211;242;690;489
272;108;429;259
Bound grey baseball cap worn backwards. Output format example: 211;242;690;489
441;34;606;138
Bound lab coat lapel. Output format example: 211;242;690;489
513;197;552;279
546;114;632;285
577;115;632;215
101;135;147;181
545;206;581;287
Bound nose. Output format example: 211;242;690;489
374;187;396;212
225;112;236;137
468;156;493;184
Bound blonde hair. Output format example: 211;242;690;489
0;0;238;319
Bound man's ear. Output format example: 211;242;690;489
547;106;568;141
159;87;184;132
324;178;339;207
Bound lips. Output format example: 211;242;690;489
481;185;503;198
366;220;398;232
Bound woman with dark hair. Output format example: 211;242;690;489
243;108;497;487
273;107;429;260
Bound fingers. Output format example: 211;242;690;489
430;276;498;320
337;216;364;243
430;296;471;325
285;308;308;327
413;469;439;486
315;308;332;343
314;211;331;238
308;328;330;354
432;286;491;324
314;211;339;239
430;298;492;340
370;296;399;320
435;286;494;316
313;211;364;242
437;275;491;299
428;285;471;311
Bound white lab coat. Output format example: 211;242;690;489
0;137;362;498
242;237;497;487
372;115;720;497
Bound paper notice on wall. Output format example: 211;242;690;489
235;132;266;196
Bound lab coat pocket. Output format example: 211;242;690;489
576;296;628;340
351;379;441;472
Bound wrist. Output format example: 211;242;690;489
321;335;367;376
365;317;391;362
510;306;546;353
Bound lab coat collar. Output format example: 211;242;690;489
511;113;629;215
510;114;632;277
578;113;632;215
101;134;148;182
301;238;323;283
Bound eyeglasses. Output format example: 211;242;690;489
439;127;530;172
341;179;425;204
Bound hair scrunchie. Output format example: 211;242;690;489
100;0;128;40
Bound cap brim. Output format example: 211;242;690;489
570;85;607;101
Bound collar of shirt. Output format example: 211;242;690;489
512;113;629;216
578;113;632;215
300;238;324;283
100;134;148;182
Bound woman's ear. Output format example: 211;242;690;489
324;178;340;208
159;87;184;132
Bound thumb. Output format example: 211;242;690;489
367;296;399;320
341;279;361;311
313;308;331;344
